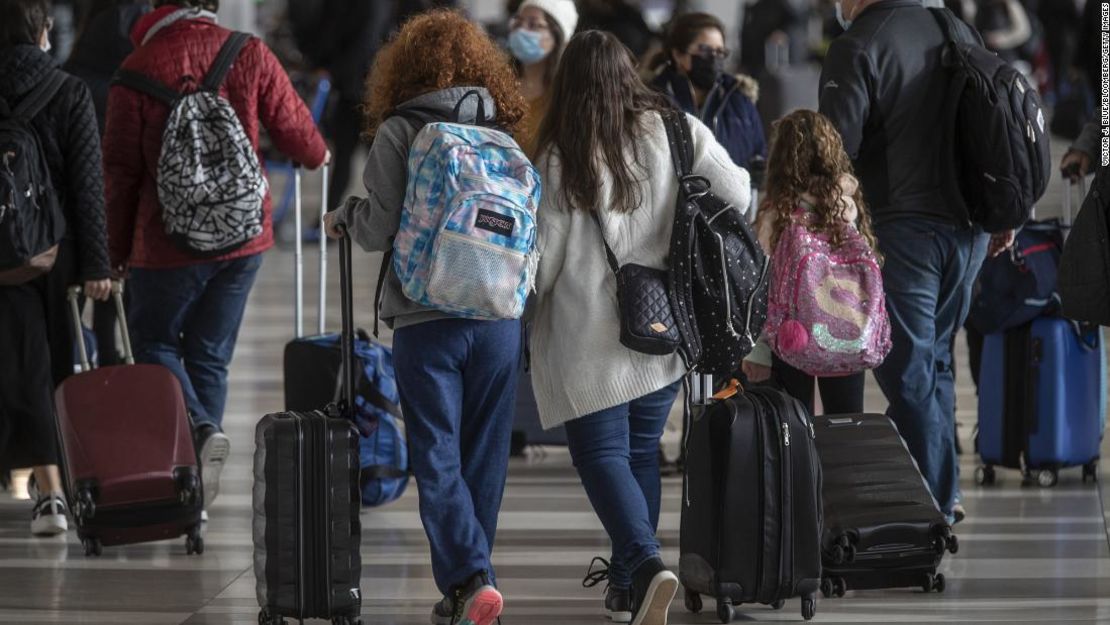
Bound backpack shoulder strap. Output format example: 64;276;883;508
12;70;69;121
112;69;181;106
661;109;693;178
928;7;955;44
201;31;251;93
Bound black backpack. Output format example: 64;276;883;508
931;8;1051;233
663;111;769;376
0;70;67;284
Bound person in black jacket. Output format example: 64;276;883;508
649;12;767;171
0;0;111;536
819;0;1015;525
62;0;148;366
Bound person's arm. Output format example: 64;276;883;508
533;153;569;300
63;79;111;282
102;82;142;271
1062;120;1100;180
686;114;753;218
982;0;1032;52
255;40;327;170
817;39;873;161
330;119;409;253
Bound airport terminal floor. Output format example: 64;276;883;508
1;164;1109;624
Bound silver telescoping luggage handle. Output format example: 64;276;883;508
293;163;330;338
67;281;135;372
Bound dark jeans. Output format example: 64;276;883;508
772;354;865;415
392;318;520;595
564;381;682;589
127;254;263;430
873;218;989;516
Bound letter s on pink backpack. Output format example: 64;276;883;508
764;210;891;377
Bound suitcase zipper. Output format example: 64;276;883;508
296;416;306;617
777;403;792;602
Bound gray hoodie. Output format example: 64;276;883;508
335;87;498;330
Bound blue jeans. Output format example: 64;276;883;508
127;254;263;430
564;381;681;589
873;218;988;516
392;318;520;595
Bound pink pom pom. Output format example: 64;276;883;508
777;320;809;353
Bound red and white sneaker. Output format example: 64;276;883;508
452;572;503;625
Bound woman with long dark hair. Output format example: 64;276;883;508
529;31;751;625
649;12;766;170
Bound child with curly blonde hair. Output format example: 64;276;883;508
743;109;883;415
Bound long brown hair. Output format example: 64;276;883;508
534;30;670;213
362;9;526;140
758;110;879;255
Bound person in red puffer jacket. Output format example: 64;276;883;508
103;0;327;515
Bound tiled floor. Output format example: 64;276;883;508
2;166;1108;624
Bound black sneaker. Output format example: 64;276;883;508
583;556;632;622
195;424;230;509
450;571;503;625
431;594;454;625
629;557;678;625
31;494;68;536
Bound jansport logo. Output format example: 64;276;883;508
475;209;515;237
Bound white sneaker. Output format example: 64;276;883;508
31;495;68;536
198;430;231;509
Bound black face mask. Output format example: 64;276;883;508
688;54;724;91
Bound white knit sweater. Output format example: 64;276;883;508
530;112;752;428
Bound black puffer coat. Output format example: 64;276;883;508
0;45;110;282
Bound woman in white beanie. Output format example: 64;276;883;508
507;0;577;153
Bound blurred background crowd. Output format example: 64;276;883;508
39;0;1104;235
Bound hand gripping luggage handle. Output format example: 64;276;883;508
292;163;331;338
66;281;134;372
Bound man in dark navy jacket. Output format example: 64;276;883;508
819;0;1016;524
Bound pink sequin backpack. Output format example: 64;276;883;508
764;207;891;377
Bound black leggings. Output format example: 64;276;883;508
771;354;865;416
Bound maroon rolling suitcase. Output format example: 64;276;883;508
55;282;204;556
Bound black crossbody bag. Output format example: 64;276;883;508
592;212;681;355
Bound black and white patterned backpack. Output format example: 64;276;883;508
113;32;266;256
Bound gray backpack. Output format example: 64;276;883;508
113;32;266;256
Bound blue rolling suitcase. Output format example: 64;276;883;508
976;317;1106;487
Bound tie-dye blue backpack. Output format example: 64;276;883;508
388;90;541;320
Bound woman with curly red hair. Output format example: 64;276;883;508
324;10;525;625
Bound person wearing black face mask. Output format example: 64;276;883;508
649;12;767;171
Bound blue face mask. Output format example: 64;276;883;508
835;1;853;30
508;28;549;65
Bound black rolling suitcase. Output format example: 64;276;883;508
679;376;823;622
812;414;958;599
254;228;363;625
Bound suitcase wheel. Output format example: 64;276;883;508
684;588;703;614
1035;469;1058;488
185;528;204;556
821;577;846;598
801;594;817;621
974;465;996;486
258;610;285;625
81;537;102;557
1082;461;1099;483
770;599;785;610
716;599;734;623
921;572;947;593
74;488;96;521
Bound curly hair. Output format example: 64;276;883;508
757;110;879;257
362;9;526;140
